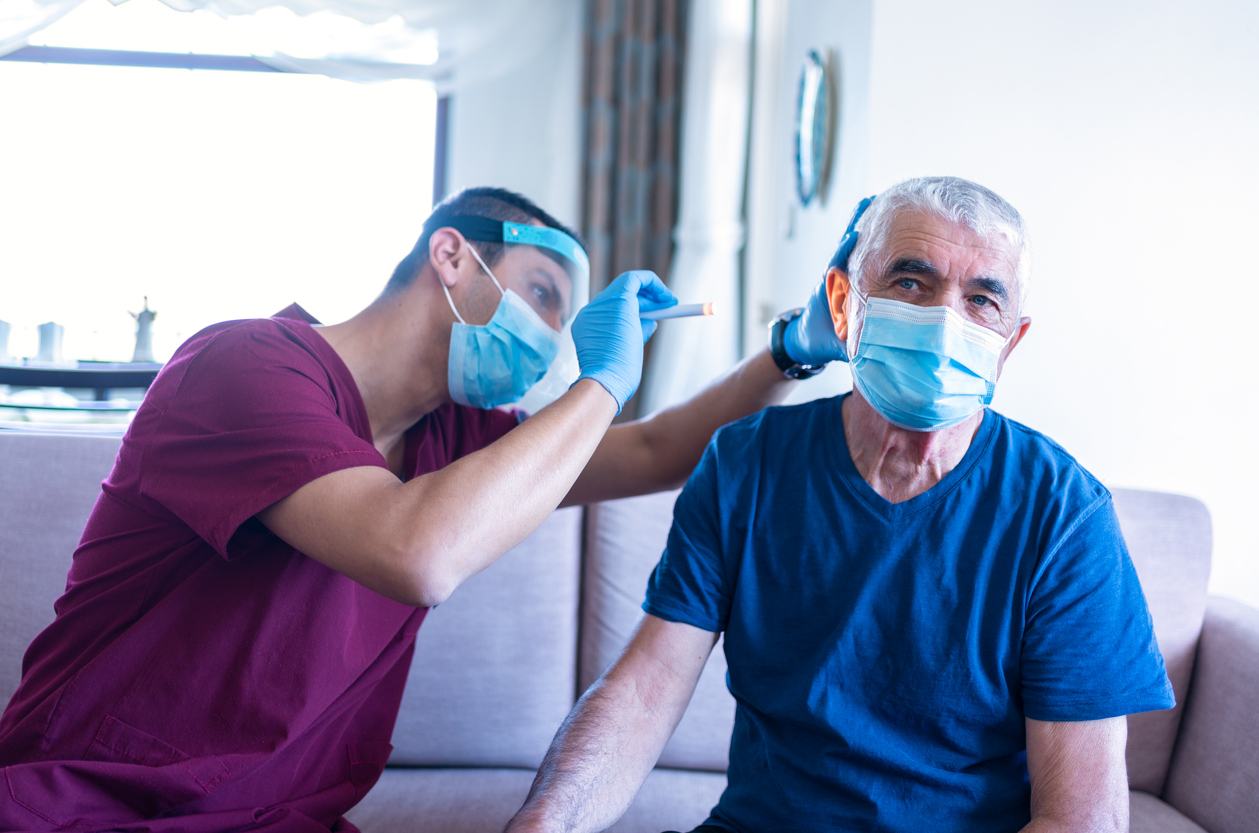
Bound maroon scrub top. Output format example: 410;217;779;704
0;305;518;831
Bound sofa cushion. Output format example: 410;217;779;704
581;490;735;771
1111;488;1212;795
1130;790;1208;833
0;432;121;709
390;506;583;768
345;767;535;833
1162;596;1259;833
606;768;725;833
346;766;726;833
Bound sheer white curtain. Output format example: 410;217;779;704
0;0;573;88
1;0;83;56
639;0;752;414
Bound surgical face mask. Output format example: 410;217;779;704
442;246;562;410
847;290;1014;432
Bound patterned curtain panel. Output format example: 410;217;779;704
582;0;689;298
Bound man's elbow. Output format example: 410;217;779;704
408;570;457;608
382;535;460;608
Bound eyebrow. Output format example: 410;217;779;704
887;258;939;278
887;258;1010;301
966;276;1010;301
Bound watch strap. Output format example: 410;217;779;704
768;309;825;379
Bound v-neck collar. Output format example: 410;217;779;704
825;392;998;522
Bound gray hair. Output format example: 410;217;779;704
847;176;1031;313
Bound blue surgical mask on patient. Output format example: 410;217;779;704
847;292;1013;432
443;246;562;410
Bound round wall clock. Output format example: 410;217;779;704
795;49;834;207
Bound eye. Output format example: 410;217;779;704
532;283;555;309
971;295;990;306
897;278;919;291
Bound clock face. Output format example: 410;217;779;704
795;49;832;207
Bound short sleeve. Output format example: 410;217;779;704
140;324;385;559
1020;497;1175;721
642;438;730;633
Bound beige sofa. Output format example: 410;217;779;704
1;431;1256;832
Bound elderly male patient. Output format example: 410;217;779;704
505;177;1173;833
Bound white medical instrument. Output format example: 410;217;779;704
640;302;716;320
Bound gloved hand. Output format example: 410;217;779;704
783;194;876;366
784;277;848;365
572;270;677;413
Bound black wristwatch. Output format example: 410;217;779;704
768;308;826;379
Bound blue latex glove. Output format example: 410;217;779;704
784;276;848;364
572;270;677;413
783;194;876;365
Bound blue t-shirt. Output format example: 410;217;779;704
643;394;1173;833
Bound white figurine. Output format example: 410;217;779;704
131;297;156;363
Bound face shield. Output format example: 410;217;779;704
441;215;591;413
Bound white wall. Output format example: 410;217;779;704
742;0;872;401
445;7;583;231
862;0;1259;606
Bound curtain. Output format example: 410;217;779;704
580;0;688;418
0;0;83;57
582;0;687;296
0;0;575;89
638;0;751;415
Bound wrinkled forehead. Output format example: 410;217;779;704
873;208;1022;289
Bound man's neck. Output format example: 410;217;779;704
313;288;451;461
841;391;984;505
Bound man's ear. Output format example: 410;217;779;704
997;316;1032;376
428;227;469;289
826;266;852;342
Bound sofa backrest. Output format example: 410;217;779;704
1111;488;1212;795
582;490;734;771
0;432;121;709
390;506;583;768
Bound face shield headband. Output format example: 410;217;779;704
435;214;590;326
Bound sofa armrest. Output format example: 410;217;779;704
1162;596;1259;833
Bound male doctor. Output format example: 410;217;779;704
0;187;843;830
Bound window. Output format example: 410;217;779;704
0;0;438;365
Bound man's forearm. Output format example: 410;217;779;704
506;675;670;833
638;348;794;481
566;348;794;504
507;616;716;833
259;379;618;607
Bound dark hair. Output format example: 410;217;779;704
383;186;584;296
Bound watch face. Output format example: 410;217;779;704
795;49;834;207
